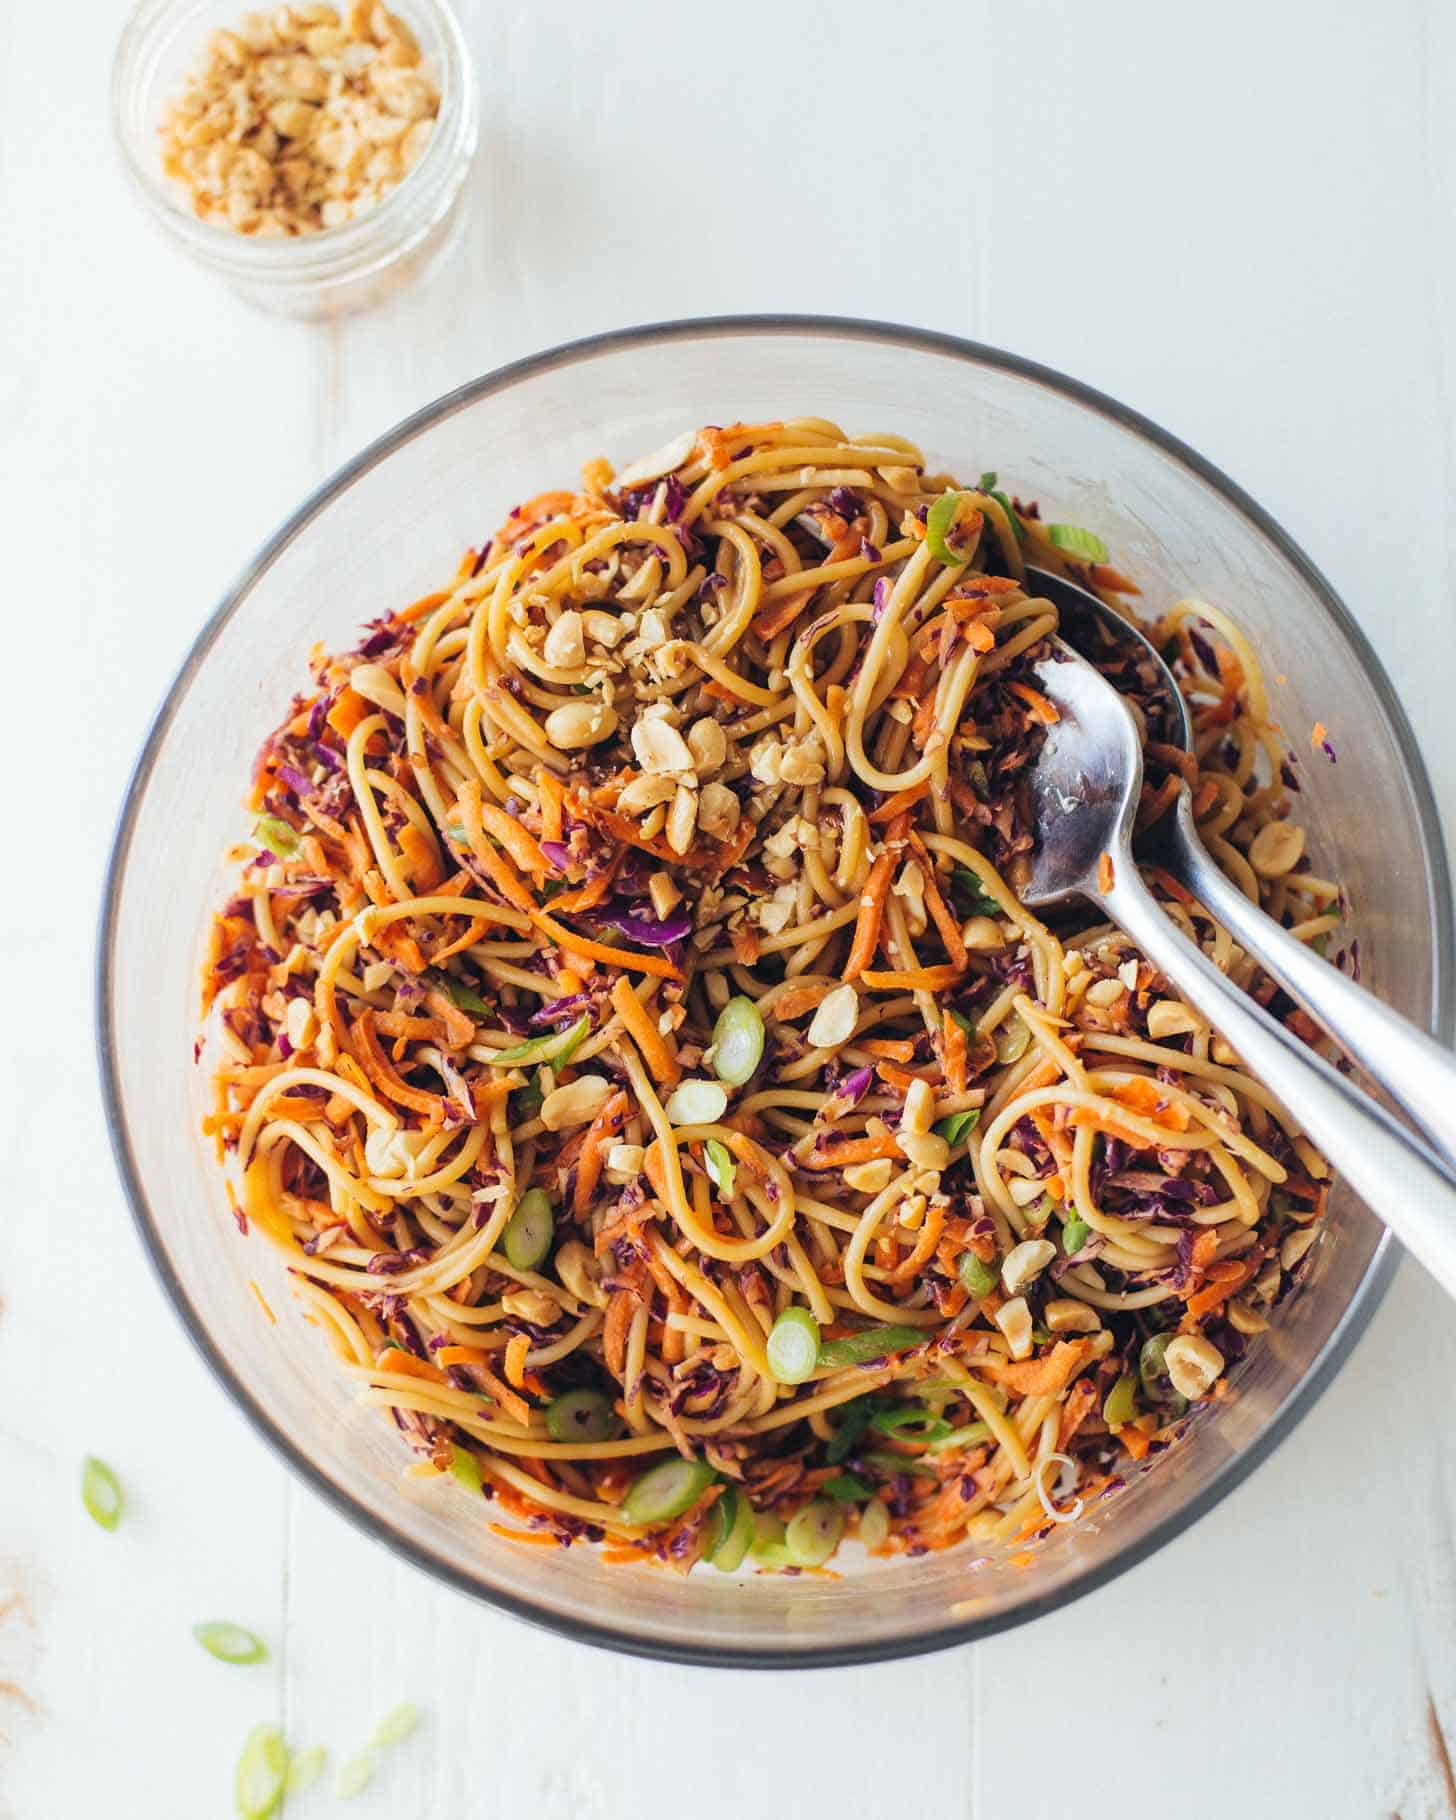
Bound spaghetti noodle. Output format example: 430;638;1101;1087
201;420;1337;1570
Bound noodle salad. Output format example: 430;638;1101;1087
201;419;1338;1573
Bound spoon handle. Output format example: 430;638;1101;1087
1100;855;1456;1302
1165;792;1456;1173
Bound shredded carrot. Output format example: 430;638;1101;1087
436;1344;490;1369
861;1037;918;1063
503;1333;532;1390
860;963;965;992
750;589;815;641
325;687;370;739
480;801;552;882
1008;681;1060;725
489;1523;558;1546
868;780;929;822
531;909;682;981
979;1339;1093;1398
376;1347;447;1385
885;1202;946;1283
1067;1108;1152;1147
1108;1077;1192;1132
603;1290;638;1377
550;849;622;914
1089;563;1141;595
458;786;536;912
1183;1256;1259;1322
574;1088;631;1218
771;982;832;1020
1119;1424;1153;1461
248;1280;276;1325
1311;720;1328;749
397;822;444;891
941;1010;968;1095
352;1011;447;1120
1097;851;1115;894
845;848;897;981
537;769;566;845
907;833;968;970
808;1132;903;1168
610;976;681;1085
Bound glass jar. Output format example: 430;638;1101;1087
111;0;478;319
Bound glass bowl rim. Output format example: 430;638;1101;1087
95;313;1453;1668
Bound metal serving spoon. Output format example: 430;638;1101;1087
1017;565;1456;1298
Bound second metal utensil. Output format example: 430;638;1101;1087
1027;563;1456;1172
1018;622;1456;1300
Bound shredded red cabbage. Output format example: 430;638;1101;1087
596;906;693;947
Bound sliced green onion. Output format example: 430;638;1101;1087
437;976;491;1016
1102;1372;1138;1427
621;1458;717;1526
81;1455;123;1531
766;1307;821;1385
993;1016;1031;1065
957;1252;998;1298
785;1499;845;1567
712;996;765;1086
822;1471;874;1503
858;1496;891;1547
545;1388;616;1443
704;1137;737;1199
925;490;982;565
236;1722;289;1820
502;1188;554;1270
982;486;1025;540
750;1511;787;1555
937;1108;981;1148
979;470;998;489
817;1324;923;1370
870;1406;952;1443
707;1485;738;1554
859;1451;939;1477
925;1419;993;1454
665;1078;729;1125
749;1511;796;1568
557;1016;591;1066
513;1074;544;1120
491;1014;590;1067
1047;523;1110;564
952;868;1002;916
193;1621;267;1665
1138;1333;1187;1410
285;1747;326;1796
253;815;300;860
946;1007;975;1036
335;1753;376;1800
1310;932;1330;957
449;1444;483;1495
373;1703;419;1749
825;1393;888;1464
1061;1218;1091;1258
707;1486;754;1573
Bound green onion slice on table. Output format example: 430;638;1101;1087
193;1621;268;1665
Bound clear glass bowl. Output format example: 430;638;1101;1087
97;318;1453;1665
111;0;478;318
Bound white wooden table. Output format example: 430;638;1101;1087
6;1;1456;1814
